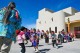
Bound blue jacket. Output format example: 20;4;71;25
0;8;21;41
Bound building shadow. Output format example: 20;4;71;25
39;49;50;53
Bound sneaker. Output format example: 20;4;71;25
35;49;39;52
56;46;59;49
36;49;39;52
35;50;37;52
53;46;56;48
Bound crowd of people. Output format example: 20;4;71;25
16;26;75;53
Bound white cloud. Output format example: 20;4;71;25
25;24;36;29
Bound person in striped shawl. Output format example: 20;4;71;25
0;2;21;53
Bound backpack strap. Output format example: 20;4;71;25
19;31;24;36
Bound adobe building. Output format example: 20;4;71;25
36;7;80;38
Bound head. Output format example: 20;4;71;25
20;26;26;32
51;31;55;34
70;33;73;35
8;2;16;9
33;35;37;40
37;29;40;32
3;2;16;24
58;31;61;34
42;30;44;32
25;28;28;32
27;29;30;32
33;29;36;33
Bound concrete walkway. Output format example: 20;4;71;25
10;39;80;53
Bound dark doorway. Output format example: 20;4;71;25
66;27;68;32
55;27;57;33
74;27;80;38
49;27;51;33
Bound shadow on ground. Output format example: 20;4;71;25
25;45;44;47
25;45;33;47
39;49;50;53
47;43;52;45
38;45;44;47
58;45;63;49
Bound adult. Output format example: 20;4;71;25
51;31;58;48
0;2;21;53
58;31;63;44
45;30;49;43
61;31;65;43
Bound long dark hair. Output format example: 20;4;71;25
3;2;16;24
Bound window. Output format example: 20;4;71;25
51;17;53;22
39;21;41;24
55;27;57;33
49;27;51;33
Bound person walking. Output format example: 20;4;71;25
16;27;27;53
0;2;21;53
51;31;58;48
31;29;39;52
32;34;39;52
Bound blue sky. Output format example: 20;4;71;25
0;0;80;29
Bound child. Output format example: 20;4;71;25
16;27;26;53
31;29;39;52
32;35;39;52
